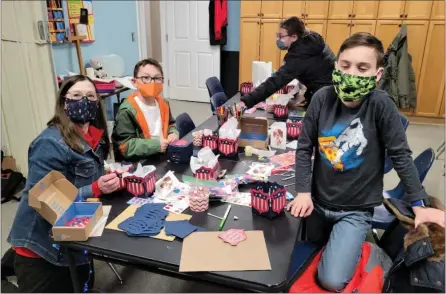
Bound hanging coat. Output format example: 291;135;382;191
377;24;417;109
209;0;227;46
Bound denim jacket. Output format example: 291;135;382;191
7;126;106;266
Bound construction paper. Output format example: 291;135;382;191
105;205;192;241
219;229;247;246
180;231;272;272
164;220;198;239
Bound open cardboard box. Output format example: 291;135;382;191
238;117;269;150
28;171;103;242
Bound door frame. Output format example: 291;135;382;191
159;1;170;99
136;1;148;60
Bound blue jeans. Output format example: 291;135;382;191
306;202;373;292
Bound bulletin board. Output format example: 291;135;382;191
66;0;95;42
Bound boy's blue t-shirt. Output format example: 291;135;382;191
295;86;428;210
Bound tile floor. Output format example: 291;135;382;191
1;100;444;292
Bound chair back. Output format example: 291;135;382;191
210;92;228;113
175;113;196;139
386;148;435;199
206;76;224;98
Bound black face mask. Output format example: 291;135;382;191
64;97;98;124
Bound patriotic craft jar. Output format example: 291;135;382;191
286;119;303;140
202;133;219;153
194;162;219;181
167;140;193;164
106;162;133;190
274;104;288;120
189;186;209;212
124;166;157;197
250;182;287;220
240;82;253;95
218;137;239;158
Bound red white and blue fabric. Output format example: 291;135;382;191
274;105;288;118
65;216;91;228
195;166;217;181
125;176;145;197
143;171;157;195
287;121;302;138
251;190;270;213
218;138;238;156
270;186;286;213
203;135;218;150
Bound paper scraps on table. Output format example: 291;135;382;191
221;192;251;207
117;203;168;237
270;151;296;167
90;205;112;237
286;140;298;150
164;220;199;239
127;197;154;206
218;229;247;246
163;200;189;214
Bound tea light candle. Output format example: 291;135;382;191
245;146;253;157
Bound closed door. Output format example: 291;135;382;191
305;1;329;19
431;1;445;20
239;18;261;83
283;1;306;19
350;20;376;35
352;1;379;19
2;1;57;174
260;19;281;71
328;1;353;19
166;1;220;103
325;20;351;54
261;1;283;18
416;21;445;117
375;20;402;51
404;21;429;86
305;20;327;39
240;1;262;18
404;1;433;20
377;0;405;19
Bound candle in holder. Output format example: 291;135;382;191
245;146;253;157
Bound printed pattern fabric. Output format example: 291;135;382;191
287;121;303;138
195;164;218;181
274;105;288;118
124;171;156;197
218;138;238;156
250;182;286;216
318;118;368;171
203;135;218;150
115;172;127;190
251;190;270;213
332;69;377;102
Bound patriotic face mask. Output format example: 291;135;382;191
65;97;98;124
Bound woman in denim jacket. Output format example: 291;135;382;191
7;75;120;292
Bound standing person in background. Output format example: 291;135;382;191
239;16;336;109
7;75;120;292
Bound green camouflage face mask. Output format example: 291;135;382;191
332;69;377;102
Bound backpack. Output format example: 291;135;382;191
1;151;25;204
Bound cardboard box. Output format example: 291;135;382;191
28;171;103;242
238;117;269;150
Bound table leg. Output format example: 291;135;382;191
65;248;82;293
116;93;121;104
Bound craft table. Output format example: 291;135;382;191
63;93;302;293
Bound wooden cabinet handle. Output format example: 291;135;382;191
347;23;350;27
351;24;355;27
400;14;404;17
398;24;402;27
352;14;356;17
404;14;408;18
349;14;352;17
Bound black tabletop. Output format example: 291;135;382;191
64;94;302;292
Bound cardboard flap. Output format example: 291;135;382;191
28;171;78;225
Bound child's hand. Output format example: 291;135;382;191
98;173;119;194
160;138;169;153
286;193;313;217
413;206;445;228
167;133;179;143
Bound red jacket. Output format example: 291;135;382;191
209;0;227;45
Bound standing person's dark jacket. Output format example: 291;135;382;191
241;30;336;108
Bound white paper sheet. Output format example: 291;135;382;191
286;140;298;150
89;206;111;237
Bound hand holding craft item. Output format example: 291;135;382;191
286;119;303;140
218;117;241;158
219;229;248;246
270;122;287;149
202;129;219;152
123;163;156;197
251;182;287;220
192;130;204;147
189;186;210;212
190;147;220;181
167;139;193;164
106;162;133;190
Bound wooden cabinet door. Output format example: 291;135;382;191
283;1;306;19
377;1;405;19
416;21;445;117
239;18;261;83
430;0;445;20
240;1;262;18
325;20;351;54
305;1;329;19
261;1;283;18
404;1;433;20
328;1;353;19
260;19;282;72
439;88;445;118
305;19;328;39
375;20;402;50
403;21;429;86
352;1;379;19
350;20;377;35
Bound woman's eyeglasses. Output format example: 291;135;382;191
66;92;98;101
136;76;164;84
276;33;290;39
